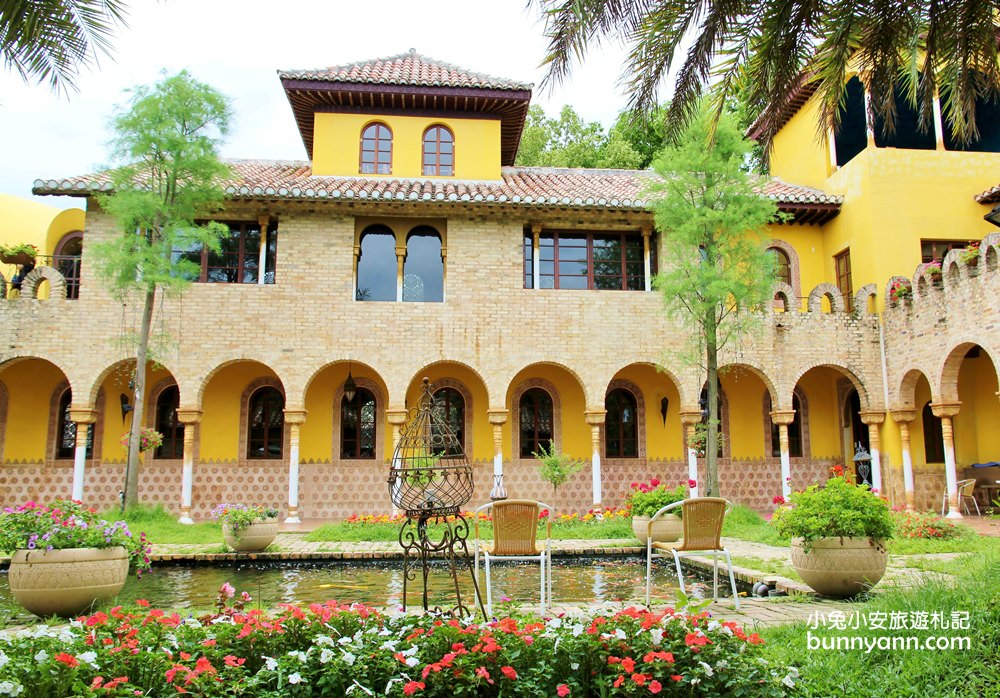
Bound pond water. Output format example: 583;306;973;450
0;557;721;623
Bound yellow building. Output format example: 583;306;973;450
1;51;998;522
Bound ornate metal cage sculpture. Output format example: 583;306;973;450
387;378;483;617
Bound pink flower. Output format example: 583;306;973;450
772;495;785;505
687;479;697;488
501;666;518;680
220;583;235;599
557;685;571;696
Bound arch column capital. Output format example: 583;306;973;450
386;408;408;426
930;402;961;419
68;407;97;425
176;409;203;426
859;410;886;426
678;409;702;427
282;409;307;425
487;408;509;426
889;409;917;424
584;409;606;426
769;410;796;426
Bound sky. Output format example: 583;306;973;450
1;0;647;209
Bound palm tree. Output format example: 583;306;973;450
1;0;129;94
533;1;1000;149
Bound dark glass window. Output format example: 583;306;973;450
525;231;647;290
834;248;853;312
770;248;791;286
433;387;465;456
247;387;283;459
342;388;377;459
403;227;443;302
519;388;553;457
174;221;277;284
835;77;868;167
53;232;83;299
922;402;945;462
357;226;397;301
767;392;803;458
360;123;392;174
920;239;974;263
154;386;183;459
55;388;92;459
605;388;638;458
422;125;454;176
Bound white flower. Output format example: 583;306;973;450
338;636;354;645
614;629;627;640
288;672;303;685
570;663;579;671
404;656;419;668
34;650;48;662
401;646;419;657
380;640;398;652
571;624;584;637
264;656;278;671
78;651;98;668
342;651;357;666
314;635;335;647
287;650;308;663
0;681;23;696
547;617;563;629
649;628;664;645
319;648;335;664
0;652;7;668
699;661;714;677
378;628;392;636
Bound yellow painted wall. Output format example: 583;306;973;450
720;368;767;459
46;208;86;253
312;113;501;180
200;363;279;461
504;366;589;461
955;355;1000;464
0;360;66;462
99;364;173;461
403;365;491;463
300;364;392;462
770;98;832;190
613;363;683;460
766;224;826;309
795;368;843;460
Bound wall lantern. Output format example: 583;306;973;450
344;366;357;403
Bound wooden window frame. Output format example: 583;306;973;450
181;221;277;284
246;386;284;460
834;248;853;312
920;239;975;264
421;125;454;176
53;230;84;300
525;230;647;291
518;387;555;458
605;387;639;458
153;384;184;460
433;387;465;455
360;122;393;175
341;387;378;460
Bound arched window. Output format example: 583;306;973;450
519;388;553;458
922;402;945;462
403;227;443;302
247;387;284;459
53;231;83;299
422;125;454;176
605;388;638;457
342;388;377;459
154;386;183;459
433;387;465;455
360;123;392;174
766;391;803;458
357;226;397;301
769;247;792;286
55;388;92;459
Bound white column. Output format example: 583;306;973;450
176;409;201;524
859;412;885;493
395;246;406;302
68;408;96;502
770;410;796;498
257;214;269;286
585;410;605;506
532;224;541;291
932;403;962;518
680;412;700;498
283;410;307;524
642;226;652;292
488;410;508;478
899;420;915;511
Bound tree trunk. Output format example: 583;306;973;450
123;286;156;507
705;309;720;497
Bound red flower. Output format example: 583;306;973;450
687;479;697;488
403;681;425;696
557;684;571;696
135;599;150;607
54;652;79;668
649;680;663;693
201;639;217;647
772;495;786;505
501;666;518;680
671;675;683;682
621;657;635;673
223;655;245;667
613;676;625;688
632;673;648;686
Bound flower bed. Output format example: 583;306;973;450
891;511;960;540
0;586;792;697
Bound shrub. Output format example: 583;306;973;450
211;503;279;534
892;510;960;540
771;476;893;551
626;480;687;518
0;586;794;697
888;279;912;303
533;443;585;495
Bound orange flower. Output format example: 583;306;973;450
501;666;518;680
54;652;79;667
648;680;663;694
403;681;425;696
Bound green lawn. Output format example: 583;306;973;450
304;516;635;543
104;504;222;545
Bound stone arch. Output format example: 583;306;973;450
718;361;779;406
938;340;1000;403
984;236;999;272
604;361;685;408
428;377;474;459
502;361;588;407
300;359;393;409
510;377;562;461
407;359;490;407
807;283;844;313
0;271;6;298
603;378;647;461
239;377;289;465
790;362;870;408
771;281;795;312
853;283;877;316
333;376;387;464
915;262;941;296
20;266;66;300
896;367;934;410
884;275;911;306
767;239;801;300
195;357;290;408
84;358;182;409
943;252;962;287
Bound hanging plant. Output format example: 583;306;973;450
120;427;163;453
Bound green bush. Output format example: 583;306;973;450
625;480;686;518
772;476;893;550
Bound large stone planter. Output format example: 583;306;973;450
631;515;683;544
791;537;888;598
223;519;278;552
8;547;129;617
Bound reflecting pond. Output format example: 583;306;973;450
0;557;722;623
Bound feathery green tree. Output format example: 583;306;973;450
95;70;232;506
649;108;781;496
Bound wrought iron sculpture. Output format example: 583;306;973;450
387;378;484;617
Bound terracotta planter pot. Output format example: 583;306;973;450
790;537;888;598
0;253;36;266
223;519;278;552
631;515;683;544
8;546;129;617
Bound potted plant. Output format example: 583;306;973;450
0;499;151;617
626;480;686;543
924;260;943;287
120;427;164;453
213;503;279;552
533;443;585;498
959;242;980;273
0;242;39;266
888;279;912;305
771;470;894;598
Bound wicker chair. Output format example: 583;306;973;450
473;499;553;615
942;479;980;516
645;497;740;609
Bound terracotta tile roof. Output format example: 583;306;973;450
278;50;532;91
32;161;842;220
975;183;1000;204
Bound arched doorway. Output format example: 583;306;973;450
53;231;83;299
843;388;871;486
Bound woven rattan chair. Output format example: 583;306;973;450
473;499;553;615
645;497;740;609
942;479;981;516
